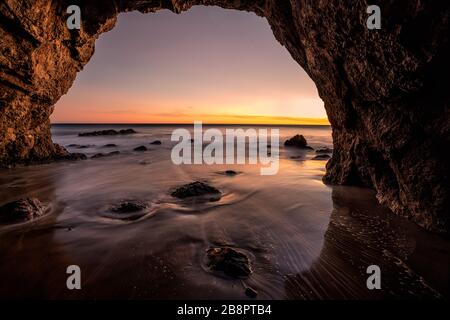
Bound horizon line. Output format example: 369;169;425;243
51;122;331;126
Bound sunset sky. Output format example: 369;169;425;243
52;6;328;125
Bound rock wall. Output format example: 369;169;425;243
0;0;449;233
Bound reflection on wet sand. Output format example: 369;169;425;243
285;187;450;299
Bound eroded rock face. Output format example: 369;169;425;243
206;247;252;278
0;1;449;233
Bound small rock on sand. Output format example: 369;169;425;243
91;151;120;159
0;198;46;224
150;140;162;145
171;181;221;199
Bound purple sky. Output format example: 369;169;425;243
52;6;326;124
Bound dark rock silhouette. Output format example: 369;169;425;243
133;146;148;152
91;151;120;159
316;147;333;154
0;198;46;224
79;129;136;137
284;134;314;150
0;1;449;233
102;144;117;148
150;140;162;145
110;201;148;213
206;247;251;278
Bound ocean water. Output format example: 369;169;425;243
0;124;448;299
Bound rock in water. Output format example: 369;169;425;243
150;140;162;145
79;129;136;137
110;201;148;213
171;181;221;199
312;154;331;160
0;198;46;223
134;146;148;152
284;135;314;150
206;247;251;278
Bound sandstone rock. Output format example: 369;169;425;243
206;247;251;278
134;146;148;152
284;135;313;150
171;181;221;199
0;198;46;224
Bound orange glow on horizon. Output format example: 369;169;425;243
52;113;330;125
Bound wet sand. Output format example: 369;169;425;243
0;125;448;299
